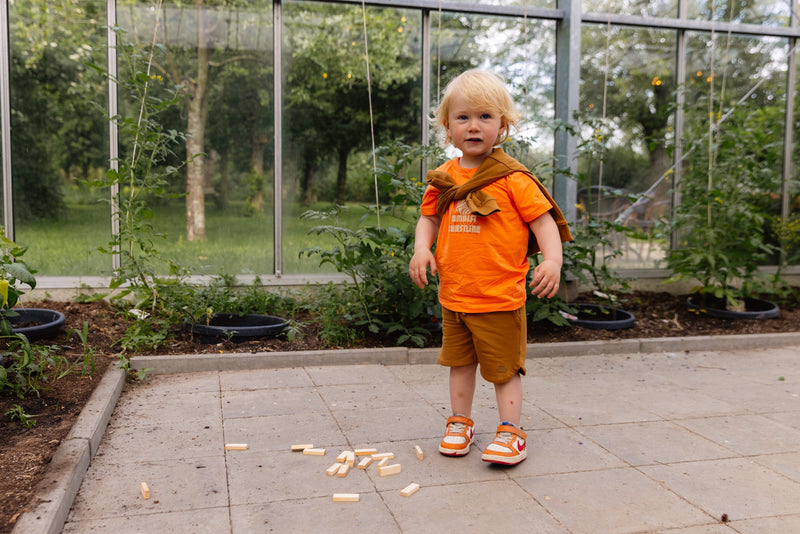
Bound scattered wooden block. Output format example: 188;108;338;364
354;448;377;456
336;450;351;463
326;463;342;476
377;456;390;467
337;463;350;477
345;451;355;467
303;448;326;456
225;443;248;451
333;493;359;502
291;443;314;451
357;457;373;470
140;482;150;500
378;463;401;477
400;482;420;497
372;452;394;460
415;445;424;460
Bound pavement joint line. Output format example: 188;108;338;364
11;331;800;534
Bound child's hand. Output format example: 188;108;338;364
529;259;561;298
409;249;437;289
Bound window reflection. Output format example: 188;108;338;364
579;24;676;268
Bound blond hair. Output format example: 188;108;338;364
433;69;521;145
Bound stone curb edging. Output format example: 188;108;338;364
11;331;800;534
12;366;125;534
129;331;800;374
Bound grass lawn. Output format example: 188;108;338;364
16;199;413;278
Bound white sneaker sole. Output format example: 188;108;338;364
481;448;527;465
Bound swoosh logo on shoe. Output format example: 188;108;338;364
516;439;526;452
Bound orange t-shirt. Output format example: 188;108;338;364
421;158;553;313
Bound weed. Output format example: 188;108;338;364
5;404;37;428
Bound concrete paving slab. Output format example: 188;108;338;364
92;419;224;463
677;414;800;456
110;389;221;427
230;494;402;533
304;363;402;385
330;404;445;443
63;507;230;533
67;456;228;522
728;514;800;533
516;467;712;533
382;479;569;534
22;340;800;534
640;458;800;522
750;452;800;484
509;427;627;476
578;421;735;466
220;386;327;418
222;411;348;452
219;366;314;390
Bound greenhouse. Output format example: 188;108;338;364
3;2;800;532
1;0;798;291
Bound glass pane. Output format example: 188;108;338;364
431;12;557;181
281;1;422;274
444;0;556;8
116;0;274;276
9;1;108;276
579;24;677;268
787;70;800;266
682;32;789;268
582;0;678;18
686;0;792;26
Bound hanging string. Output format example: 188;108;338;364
361;0;380;228
598;17;611;194
436;0;442;108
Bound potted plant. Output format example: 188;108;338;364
660;96;782;319
0;229;65;339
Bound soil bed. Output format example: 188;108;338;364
1;290;799;531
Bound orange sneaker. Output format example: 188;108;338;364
481;423;527;465
439;415;475;456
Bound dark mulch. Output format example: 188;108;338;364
1;290;798;530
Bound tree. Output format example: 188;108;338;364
284;3;419;205
7;0;107;222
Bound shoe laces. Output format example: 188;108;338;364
494;431;514;445
448;421;468;434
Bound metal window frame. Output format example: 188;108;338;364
0;0;795;288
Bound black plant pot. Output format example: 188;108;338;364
8;308;66;339
185;313;288;343
565;303;635;330
686;294;780;320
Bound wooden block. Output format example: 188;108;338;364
377;456;390;467
372;452;394;460
333;493;359;502
415;445;424;460
337;463;350;477
302;448;326;456
400;482;420;497
345;451;355;467
378;463;402;477
336;450;351;463
354;448;377;456
291;443;314;451
357;457;373;470
326;463;342;476
225;443;248;451
140;481;150;499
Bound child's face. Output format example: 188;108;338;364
445;94;505;168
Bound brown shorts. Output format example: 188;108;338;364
437;306;527;384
